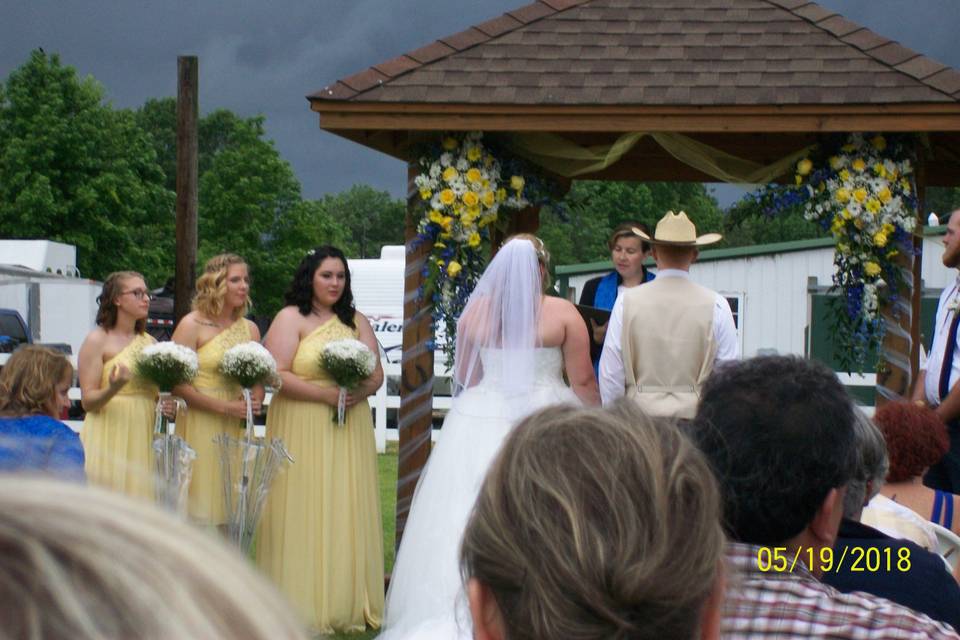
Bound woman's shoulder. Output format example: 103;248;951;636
542;295;576;314
0;414;69;434
81;326;108;347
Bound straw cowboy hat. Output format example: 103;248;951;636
633;211;722;247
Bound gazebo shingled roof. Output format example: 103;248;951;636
311;0;960;106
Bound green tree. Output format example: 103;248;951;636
721;192;827;247
316;184;405;258
928;187;960;219
0;50;174;285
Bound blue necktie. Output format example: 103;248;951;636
939;307;960;401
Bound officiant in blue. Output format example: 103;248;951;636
579;222;655;374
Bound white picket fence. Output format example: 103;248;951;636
65;362;450;453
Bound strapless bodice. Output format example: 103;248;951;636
478;347;564;388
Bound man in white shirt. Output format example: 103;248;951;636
913;208;960;491
599;211;739;418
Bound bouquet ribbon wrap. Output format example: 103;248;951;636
154;391;187;435
336;387;347;426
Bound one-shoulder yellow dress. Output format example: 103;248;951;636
81;332;157;501
180;318;250;525
257;316;384;634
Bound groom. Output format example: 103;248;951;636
598;211;739;419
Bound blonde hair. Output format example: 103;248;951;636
0;346;73;418
96;271;147;333
461;402;725;639
0;477;308;640
507;233;551;290
192;253;250;320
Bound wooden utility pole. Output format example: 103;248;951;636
174;56;199;323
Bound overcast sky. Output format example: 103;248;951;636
2;0;957;208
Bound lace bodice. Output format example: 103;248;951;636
101;333;157;396
195;318;250;391
477;347;564;388
291;315;360;387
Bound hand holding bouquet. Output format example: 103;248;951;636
220;341;279;435
136;342;198;434
319;339;376;426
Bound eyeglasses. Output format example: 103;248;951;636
120;289;152;300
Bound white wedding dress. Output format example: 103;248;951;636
380;347;579;639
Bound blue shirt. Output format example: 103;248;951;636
0;415;85;481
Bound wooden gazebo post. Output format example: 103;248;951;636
396;163;435;546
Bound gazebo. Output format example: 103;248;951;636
307;0;960;543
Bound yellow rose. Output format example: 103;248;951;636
878;186;892;203
510;175;525;192
841;143;856;153
866;199;881;215
854;188;868;203
466;146;482;162
429;209;444;224
864;262;882;277
841;208;852;220
440;216;453;231
852;158;866;172
466;204;481;218
439;189;456;206
795;174;802;186
468;232;481;248
433;241;446;249
829;156;844;170
497;188;507;202
854;218;864;230
839;169;851;182
442;137;459;151
797;158;813;176
871;135;887;151
838;242;851;254
440;231;452;240
481;190;496;207
462;191;479;207
446;261;462;277
873;231;888;247
830;216;844;235
873;163;886;178
882;223;895;234
466;168;482;184
420;188;432;200
836;188;851;203
442;166;459;182
886;249;899;259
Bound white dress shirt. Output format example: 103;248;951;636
924;277;960;405
598;269;740;406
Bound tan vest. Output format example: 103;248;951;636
621;276;717;419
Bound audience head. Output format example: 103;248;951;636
284;245;355;328
95;271;149;333
461;402;725;640
193;253;250;320
0;346;73;418
691;355;857;546
843;408;890;520
872;402;948;483
0;477;308;639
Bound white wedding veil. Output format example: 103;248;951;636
452;236;543;396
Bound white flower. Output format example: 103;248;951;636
429;163;441;178
221;341;278;389
440;152;452;167
320;339;376;389
455;157;469;171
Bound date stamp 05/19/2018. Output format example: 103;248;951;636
757;546;912;574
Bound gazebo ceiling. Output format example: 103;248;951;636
308;0;960;185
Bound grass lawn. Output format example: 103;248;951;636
327;442;397;640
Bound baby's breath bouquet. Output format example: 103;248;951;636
319;338;376;426
220;341;279;433
136;341;199;514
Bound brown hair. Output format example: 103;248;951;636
609;221;652;252
461;402;724;639
873;401;949;482
0;346;73;418
508;233;552;290
96;271;147;334
192;254;250;320
0;477;308;639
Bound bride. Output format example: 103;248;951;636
381;234;599;639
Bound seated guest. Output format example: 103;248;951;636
0;345;84;480
823;408;960;630
461;402;725;640
869;401;960;538
0;476;307;639
579;222;654;373
691;355;958;639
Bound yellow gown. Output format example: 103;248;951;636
180;317;249;525
81;332;157;501
257;315;384;634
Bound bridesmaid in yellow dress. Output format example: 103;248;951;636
78;271;158;500
172;254;263;526
258;245;385;635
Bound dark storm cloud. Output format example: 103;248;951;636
2;1;958;206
